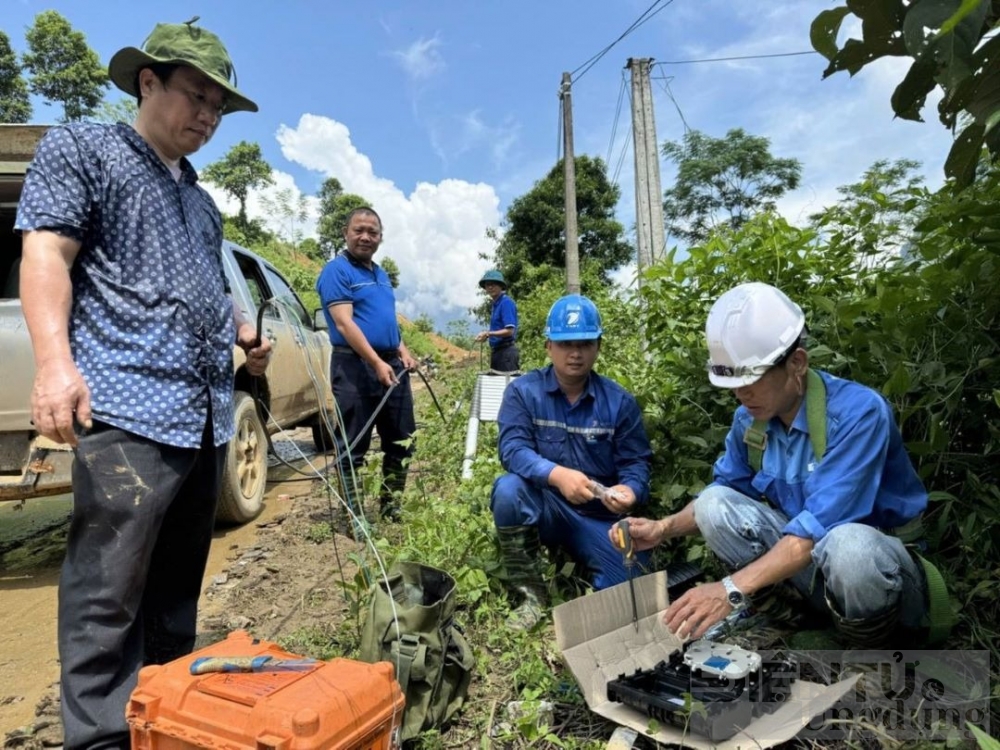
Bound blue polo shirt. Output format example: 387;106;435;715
712;370;928;542
488;293;518;348
497;365;652;513
316;251;400;351
15;123;235;448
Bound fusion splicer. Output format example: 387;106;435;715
607;640;797;741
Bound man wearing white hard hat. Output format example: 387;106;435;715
617;282;938;648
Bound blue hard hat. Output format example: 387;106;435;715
544;294;603;341
479;270;507;289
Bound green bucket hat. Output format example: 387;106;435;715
108;17;257;114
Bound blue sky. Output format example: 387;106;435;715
5;0;954;328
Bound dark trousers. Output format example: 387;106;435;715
490;342;520;372
59;418;225;750
330;352;416;501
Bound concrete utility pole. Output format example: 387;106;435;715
628;58;666;280
560;72;581;294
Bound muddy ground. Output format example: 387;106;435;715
0;429;365;749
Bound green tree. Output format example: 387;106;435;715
260;187;309;245
89;98;138;124
661;128;802;245
22;10;109;122
316;177;372;255
0;30;31;122
811;1;1000;187
202;141;274;231
298;237;325;264
444;318;475;350
491;155;632;301
811;158;925;259
414;312;434;333
380;256;400;288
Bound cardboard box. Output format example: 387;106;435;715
127;630;404;750
554;571;857;749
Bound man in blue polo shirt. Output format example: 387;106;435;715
492;294;652;629
474;269;520;372
620;282;931;648
317;207;417;522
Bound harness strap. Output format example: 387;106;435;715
745;368;826;471
913;551;954;645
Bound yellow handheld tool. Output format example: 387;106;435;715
613;519;639;631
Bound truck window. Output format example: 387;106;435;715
261;266;310;328
233;251;265;310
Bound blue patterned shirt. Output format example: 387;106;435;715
497;365;652;515
16;123;235;448
712;370;928;542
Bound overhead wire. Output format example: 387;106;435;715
652;74;691;134
605;72;628;170
652;50;817;66
570;0;678;84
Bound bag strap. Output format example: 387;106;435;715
390;633;424;694
746;368;827;472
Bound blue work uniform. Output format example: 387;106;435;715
694;370;929;624
711;370;927;540
491;365;652;589
487;292;519;372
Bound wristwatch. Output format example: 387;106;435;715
721;576;747;610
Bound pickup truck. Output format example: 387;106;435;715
0;124;334;524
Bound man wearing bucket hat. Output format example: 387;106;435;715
474;269;520;372
16;18;269;750
491;294;652;630
617;282;939;648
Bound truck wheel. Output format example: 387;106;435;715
217;391;268;524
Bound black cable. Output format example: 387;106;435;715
605;73;627;170
652;50;816;66
571;0;677;83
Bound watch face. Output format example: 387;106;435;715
728;591;744;607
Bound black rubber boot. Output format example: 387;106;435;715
497;525;549;631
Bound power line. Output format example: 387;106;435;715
611;79;633;187
653;50;817;66
652;74;691;133
605;72;628;169
571;0;678;83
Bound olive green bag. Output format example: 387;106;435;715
359;562;474;740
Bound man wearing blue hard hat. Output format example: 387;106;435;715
474;269;520;372
491;294;653;629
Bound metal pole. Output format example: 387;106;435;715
561;72;580;295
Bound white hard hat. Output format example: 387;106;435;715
705;282;805;388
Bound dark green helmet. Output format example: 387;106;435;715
479;270;507;289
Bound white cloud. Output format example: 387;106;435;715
272;114;500;321
392;34;446;81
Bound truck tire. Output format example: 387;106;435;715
217;391;268;524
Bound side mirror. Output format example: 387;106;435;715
313;307;328;331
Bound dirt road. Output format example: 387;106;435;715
0;433;322;735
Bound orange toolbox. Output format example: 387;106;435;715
127;630;404;750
